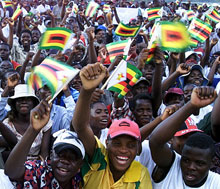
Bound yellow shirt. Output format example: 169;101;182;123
81;137;152;189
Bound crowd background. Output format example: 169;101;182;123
0;0;220;188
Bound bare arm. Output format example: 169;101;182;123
207;57;220;84
150;87;217;168
71;63;108;158
5;99;51;181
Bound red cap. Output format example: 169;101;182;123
107;119;141;141
96;15;104;20
164;88;183;104
174;117;203;136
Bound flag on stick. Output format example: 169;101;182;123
147;7;160;21
106;62;142;99
189;37;199;48
11;5;22;21
187;10;195;21
106;39;129;63
85;1;99;17
115;22;141;37
39;27;72;50
206;8;220;23
188;18;212;43
160;21;190;52
1;0;12;8
28;57;79;99
103;4;111;13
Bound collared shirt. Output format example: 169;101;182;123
11;41;38;65
50;96;76;134
81;137;152;189
16;159;82;189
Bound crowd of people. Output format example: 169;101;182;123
0;0;220;188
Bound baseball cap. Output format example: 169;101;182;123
53;129;85;159
107;119;141;141
174;117;203;137
164;88;183;104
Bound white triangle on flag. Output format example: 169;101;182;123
106;59;127;89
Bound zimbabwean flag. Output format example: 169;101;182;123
115;22;140;37
206;9;220;23
108;63;142;99
147;7;160;21
85;1;99;17
188;18;212;43
187;10;195;21
39;27;72;50
160;21;190;52
2;0;12;8
106;39;129;63
11;6;22;21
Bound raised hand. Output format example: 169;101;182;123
160;104;181;121
80;63;108;91
7;73;20;88
30;97;51;131
211;38;218;47
176;63;191;75
190;86;217;109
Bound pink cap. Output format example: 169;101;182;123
107;119;141;141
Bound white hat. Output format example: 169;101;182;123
8;84;39;105
53;129;85;159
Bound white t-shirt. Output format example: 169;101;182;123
135;140;155;175
153;152;220;189
190;105;213;124
36;4;50;14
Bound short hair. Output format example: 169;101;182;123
130;93;153;111
184;133;215;158
0;42;10;50
90;100;104;109
19;29;32;44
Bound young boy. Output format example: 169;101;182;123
149;86;220;188
72;63;152;188
5;99;85;188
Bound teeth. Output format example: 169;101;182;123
59;168;68;172
117;156;128;160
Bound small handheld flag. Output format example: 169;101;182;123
103;4;111;13
205;8;220;23
188;18;212;43
1;0;12;8
106;39;129;63
115;22;141;37
28;57;79;101
107;62;142;99
85;1;100;17
39;27;72;51
147;7;160;21
11;5;22;21
187;10;195;21
159;21;190;52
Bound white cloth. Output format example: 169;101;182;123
0;169;14;189
100;128;108;147
135;140;155;176
36;4;50;14
153;152;220;189
190;105;213;124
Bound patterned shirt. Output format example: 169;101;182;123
16;159;82;189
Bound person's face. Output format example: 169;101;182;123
72;23;79;33
90;102;109;130
73;47;85;62
37;85;51;100
97;17;104;25
31;30;41;43
51;149;83;185
70;75;82;91
96;30;106;43
133;99;153;127
165;94;184;106
183;85;195;103
15;97;35;114
20;32;31;47
171;133;194;155
106;135;138;176
141;64;155;84
186;70;203;86
181;145;212;187
132;82;149;97
0;61;13;76
0;44;10;60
